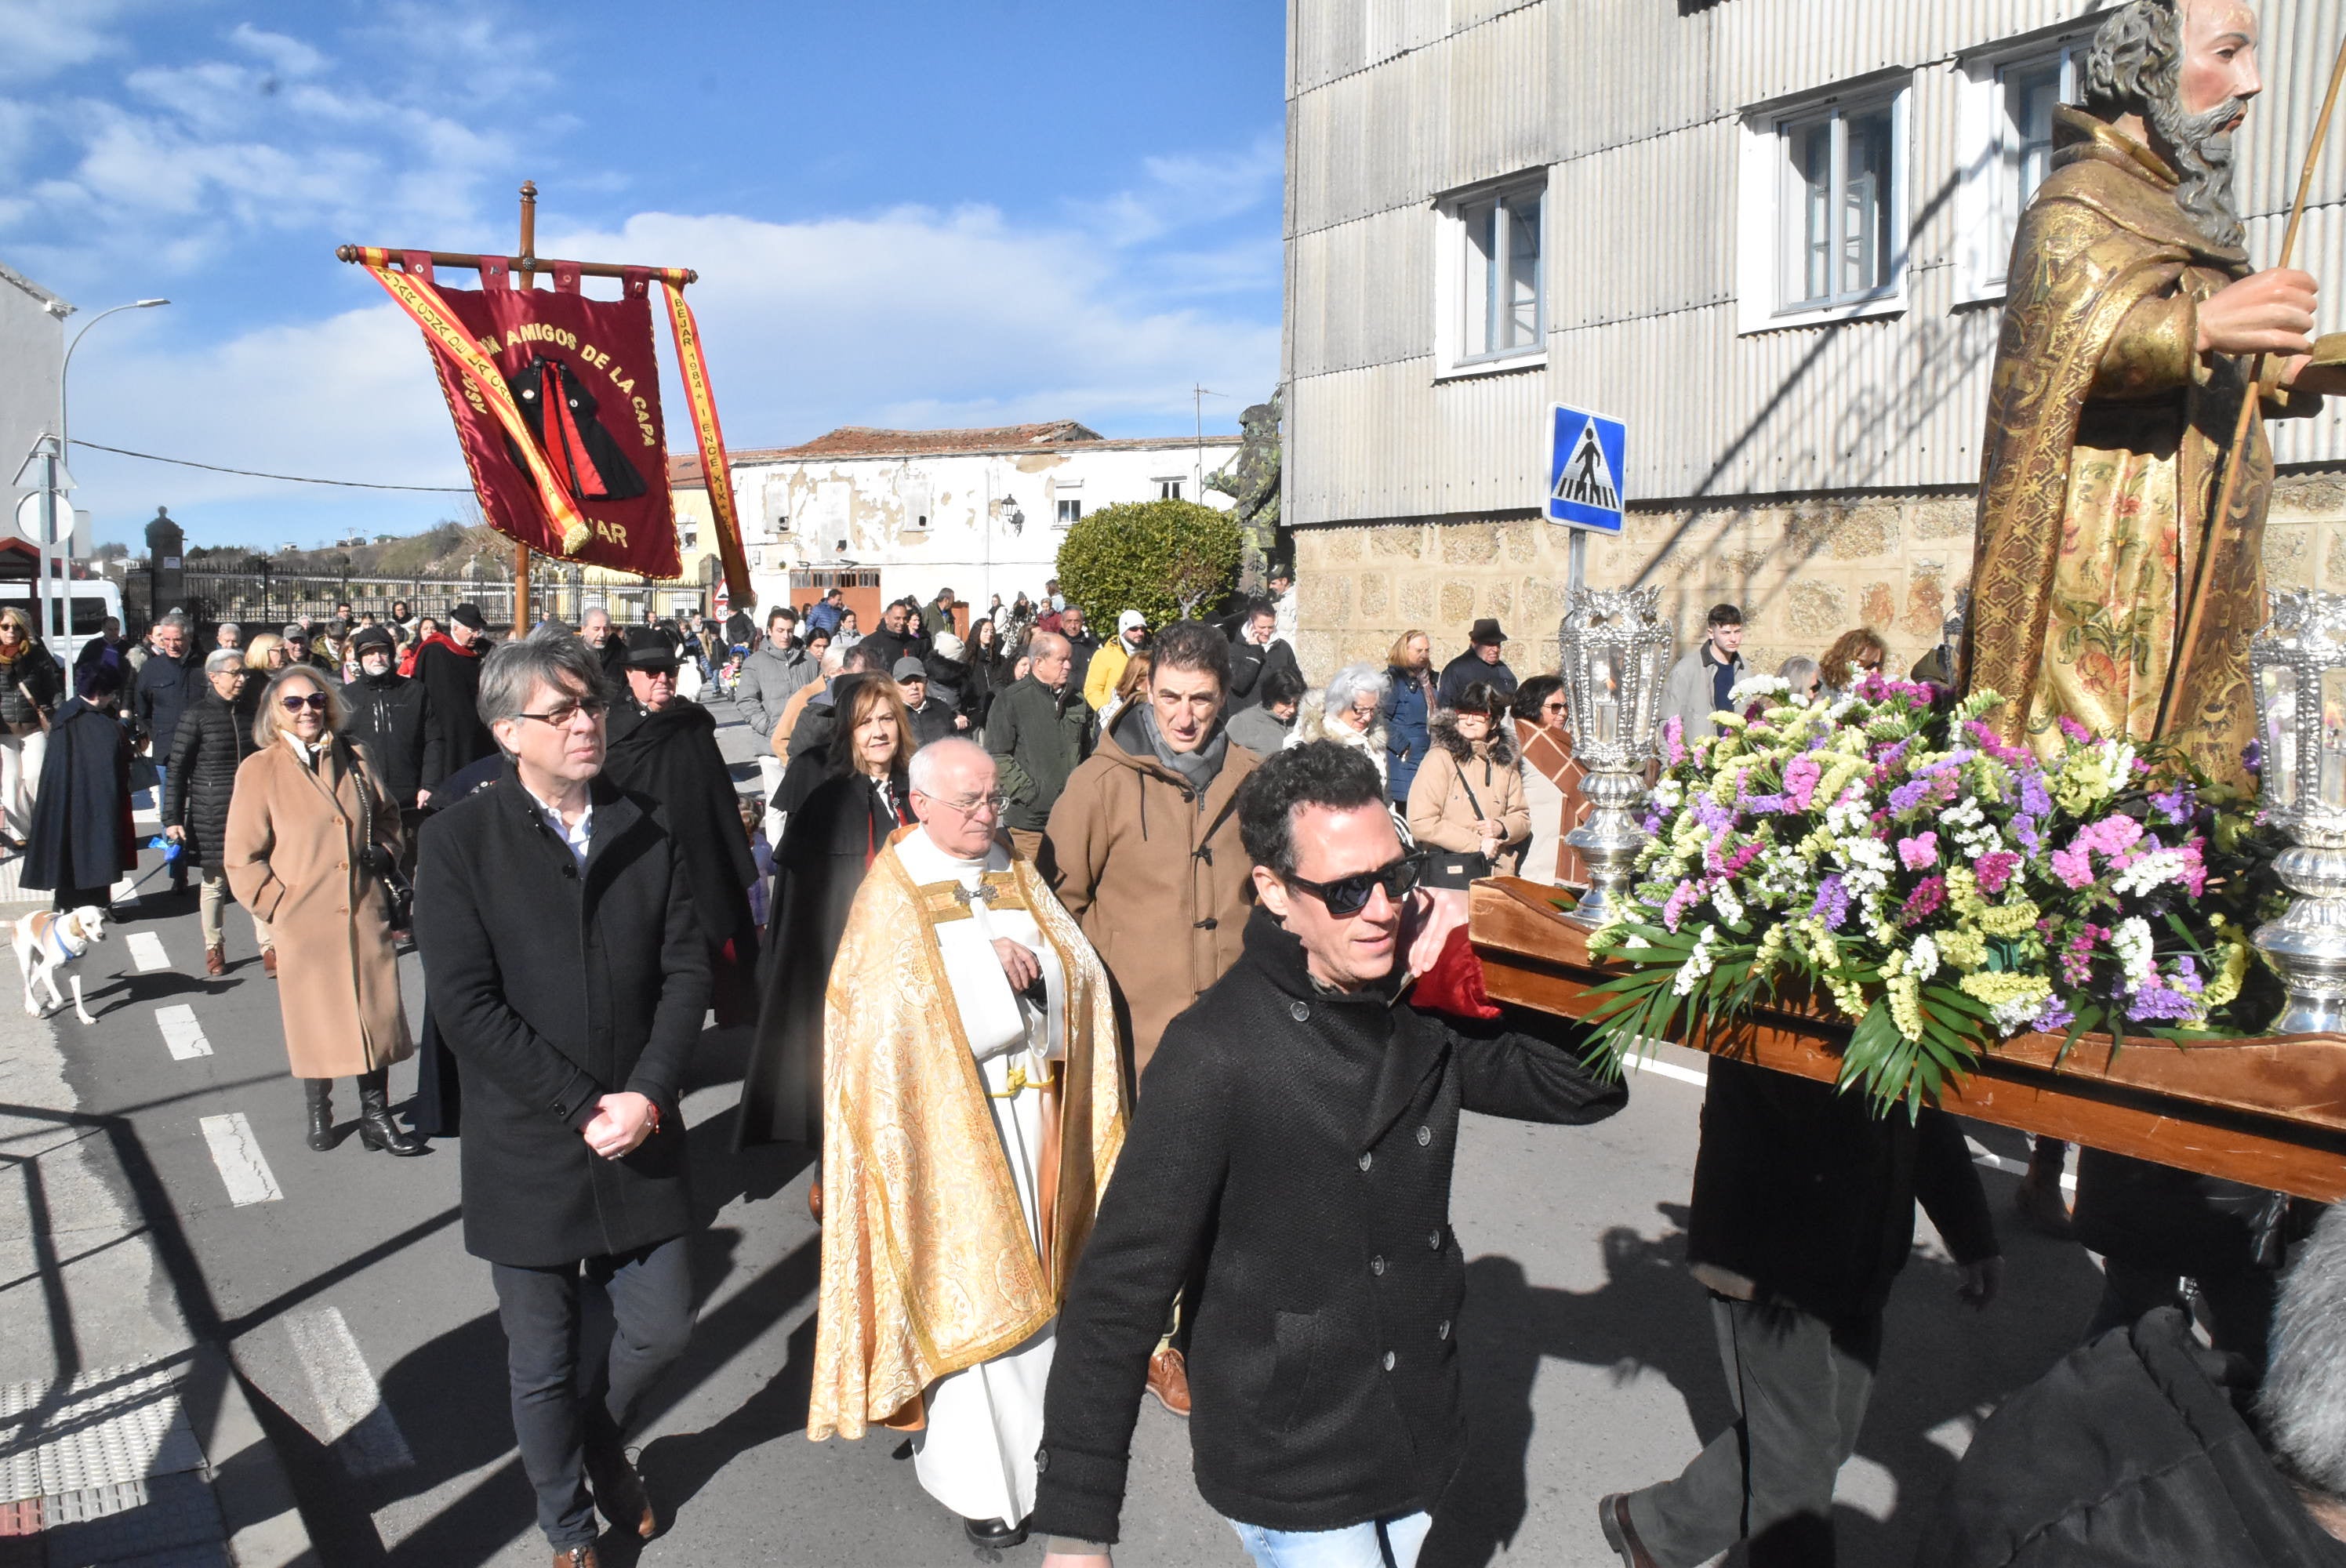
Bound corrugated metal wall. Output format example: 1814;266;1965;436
1287;0;2346;523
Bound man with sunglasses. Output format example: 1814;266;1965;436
1031;742;1627;1568
413;629;711;1568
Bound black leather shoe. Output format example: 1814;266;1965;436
963;1517;1029;1550
303;1080;334;1152
355;1071;426;1156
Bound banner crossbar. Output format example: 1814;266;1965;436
334;245;699;286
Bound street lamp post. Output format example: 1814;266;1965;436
45;298;167;642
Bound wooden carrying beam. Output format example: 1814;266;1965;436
332;245;699;285
1469;877;2346;1202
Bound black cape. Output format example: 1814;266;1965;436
603;698;759;1025
23;699;133;898
734;765;908;1149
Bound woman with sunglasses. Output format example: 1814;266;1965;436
225;667;420;1157
1818;627;1889;700
1407;681;1531;880
1505;676;1592;889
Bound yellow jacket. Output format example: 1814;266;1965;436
1082;637;1134;712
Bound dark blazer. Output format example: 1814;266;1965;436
163;690;258;870
1687;1055;1998;1327
338;670;427;806
414;771;712;1267
1436;649;1517;708
132;647;202;757
22;699;133;896
1031;909;1628;1544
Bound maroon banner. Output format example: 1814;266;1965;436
412;260;681;578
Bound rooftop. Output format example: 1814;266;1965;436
668;419;1240;486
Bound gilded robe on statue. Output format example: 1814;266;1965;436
806;825;1125;1525
1966;107;2324;789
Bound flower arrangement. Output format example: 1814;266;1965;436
1582;673;2276;1113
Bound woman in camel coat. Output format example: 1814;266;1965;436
225;665;420;1157
1407;681;1531;877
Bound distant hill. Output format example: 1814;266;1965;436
184;521;510;578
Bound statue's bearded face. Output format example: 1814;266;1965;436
2089;0;2262;249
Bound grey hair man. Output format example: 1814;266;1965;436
986;630;1091;864
416;630;709;1566
134;611;205;891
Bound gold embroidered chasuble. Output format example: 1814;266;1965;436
1964;108;2323;789
806;827;1126;1443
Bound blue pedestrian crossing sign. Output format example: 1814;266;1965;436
1546;404;1626;534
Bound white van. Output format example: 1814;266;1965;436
0;580;125;671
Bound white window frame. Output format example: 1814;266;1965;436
1737;74;1912;335
1056;498;1082;525
1155;477;1184;502
1955;32;2090;305
678;522;699;551
1433;171;1549;379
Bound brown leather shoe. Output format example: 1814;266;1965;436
205;946;225;977
807;1179;823;1225
1146;1345;1191;1417
1598;1493;1658;1567
585;1441;657;1540
261;947;278;978
551;1548;597;1568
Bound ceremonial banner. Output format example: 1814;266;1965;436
659;278;754;604
362;249;680;576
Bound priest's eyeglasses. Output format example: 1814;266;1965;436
1284;852;1422;918
931;791;1009;818
515;697;608;728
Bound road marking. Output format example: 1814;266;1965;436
1622;1053;1709;1088
198;1113;281;1206
124;931;169;972
154;1005;211;1061
108;874;139;908
285;1306;414;1477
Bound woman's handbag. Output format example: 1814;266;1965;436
1418;755;1499;891
342;739;415;928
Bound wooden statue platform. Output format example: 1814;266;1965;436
1470;877;2346;1203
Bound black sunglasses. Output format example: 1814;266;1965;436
279;691;329;712
1284;853;1422;918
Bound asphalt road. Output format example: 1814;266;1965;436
44;693;2115;1567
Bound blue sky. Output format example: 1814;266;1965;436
1;0;1285;549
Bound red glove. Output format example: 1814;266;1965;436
1407;922;1500;1020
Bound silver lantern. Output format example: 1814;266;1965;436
2249;588;2346;1034
1556;585;1674;928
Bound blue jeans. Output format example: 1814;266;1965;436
1227;1512;1431;1568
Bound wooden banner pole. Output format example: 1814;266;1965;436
2158;31;2346;736
513;180;537;632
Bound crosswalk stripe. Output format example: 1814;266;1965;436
154;1005;211;1061
108;874;139;908
198;1112;281;1206
1623;1054;1709;1088
285;1306;414;1477
125;931;169;973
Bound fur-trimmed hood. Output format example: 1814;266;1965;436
1427;707;1516;768
1291;691;1389;758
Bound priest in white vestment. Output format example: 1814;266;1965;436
805;738;1127;1552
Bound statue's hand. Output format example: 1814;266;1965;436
2197;267;2319;358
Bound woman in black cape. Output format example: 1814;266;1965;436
22;662;133;911
735;673;913;1150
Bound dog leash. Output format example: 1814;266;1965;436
114;837;186;898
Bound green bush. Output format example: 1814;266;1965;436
1055;499;1243;630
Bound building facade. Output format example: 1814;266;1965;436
668;420;1240;627
1284;0;2346;681
1;260;74;558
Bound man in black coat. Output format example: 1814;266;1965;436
1226;597;1304;705
166;649;263;975
602;626;760;1027
1030;742;1626;1563
417;601;495;796
413;630;710;1565
1600;1056;2000;1568
1437;619;1518;707
339;625;427;814
24;662;134;913
132;613;203;893
857;598;920;674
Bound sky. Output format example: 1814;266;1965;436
0;0;1286;550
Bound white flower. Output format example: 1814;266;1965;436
2112;849;2188;897
1712;880;1745;927
2112;917;2155;989
1673;927;1719;996
1990;996;2042;1034
1728;674;1789;706
1908;934;1940;982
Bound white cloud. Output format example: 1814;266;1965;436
1086;132;1284;247
0;0;131;85
227;23;327;80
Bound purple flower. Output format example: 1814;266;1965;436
2031;997;2076;1033
2243;737;2264;775
2148;782;2195;826
2018;774;2052;818
2125;982;2200;1023
2057;715;2093;744
1889;778;1933;815
2012;815;2043;856
1661;880;1699;934
1811;875;1851;931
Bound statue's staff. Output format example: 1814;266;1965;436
2159;28;2346;737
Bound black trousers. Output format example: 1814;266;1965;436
1625;1295;1883;1568
489;1235;695;1549
2086;1256;2278;1381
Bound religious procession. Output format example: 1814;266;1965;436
9;0;2346;1565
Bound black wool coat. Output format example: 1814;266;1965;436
1687;1055;1998;1327
338;670;427;806
413;771;712;1267
133;648;203;757
603;697;759;1024
1032;909;1629;1543
415;638;493;789
23;699;133;896
163;690;258;870
1918;1308;2346;1568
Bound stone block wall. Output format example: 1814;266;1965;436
1289;467;2346;686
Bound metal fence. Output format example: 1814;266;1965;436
155;564;714;636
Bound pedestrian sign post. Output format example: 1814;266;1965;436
1547;404;1625;533
1547;403;1626;593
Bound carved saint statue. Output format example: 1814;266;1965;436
1965;0;2346;787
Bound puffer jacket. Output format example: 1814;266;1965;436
1044;703;1259;1079
162;689;257;870
1284;691;1390;789
1406;710;1531;873
1381;664;1434;801
0;643;62;733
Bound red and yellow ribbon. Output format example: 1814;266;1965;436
357;248;591;554
659;278;753;604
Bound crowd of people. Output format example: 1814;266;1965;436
18;571;2346;1568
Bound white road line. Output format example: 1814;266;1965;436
198;1113;282;1206
1623;1054;1710;1088
1967;1138;2079;1192
285;1306;415;1477
124;931;169;973
154;1005;212;1061
107;874;139;908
